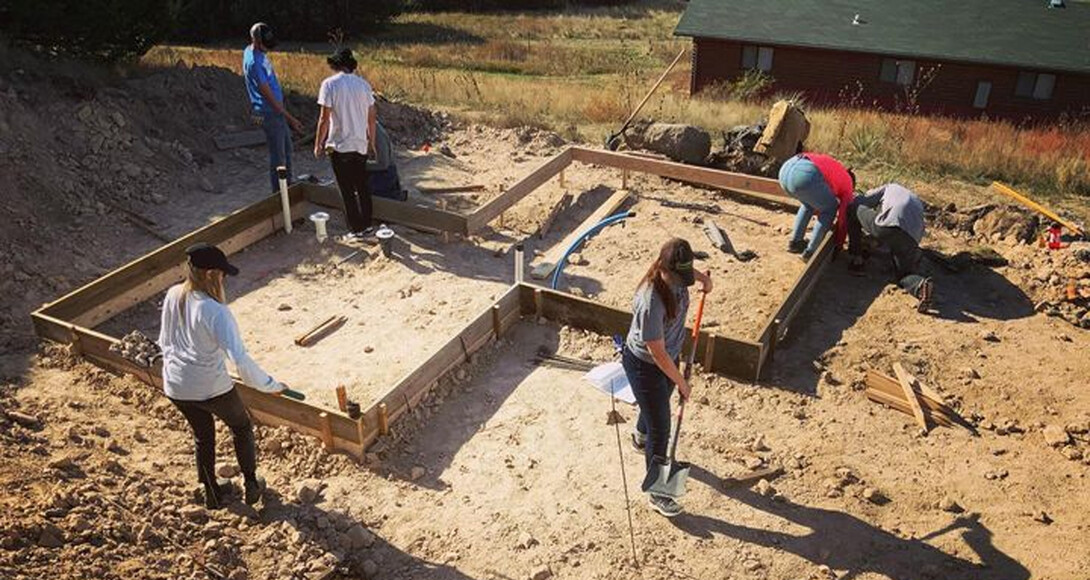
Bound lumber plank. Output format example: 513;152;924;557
865;388;954;428
865;371;947;411
756;231;835;349
41;187;307;325
569;147;795;208
299;182;469;235
417;184;485;194
466;148;572;233
530;189;631;280
893;362;929;432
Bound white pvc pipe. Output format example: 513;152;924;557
514;243;525;283
277;165;292;234
310;212;330;243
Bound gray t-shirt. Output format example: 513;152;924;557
870;183;925;243
626;282;690;364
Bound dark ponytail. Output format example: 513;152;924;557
640;239;688;320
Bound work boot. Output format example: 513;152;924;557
648;494;683;517
200;478;236;510
787;239;807;254
631;431;647;452
800;249;814;262
244;476;267;505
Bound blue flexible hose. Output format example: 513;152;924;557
550;210;635;290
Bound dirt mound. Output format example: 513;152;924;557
0;55;448;352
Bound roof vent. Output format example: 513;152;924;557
852;13;867;25
1049;0;1065;8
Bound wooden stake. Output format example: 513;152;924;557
491;304;503;338
621;169;629;190
318;412;334;450
534;288;544;318
336;385;348;412
558;169;566;188
892;362;929;433
702;334;716;372
294;316;347;347
439;200;451;244
378;403;389;435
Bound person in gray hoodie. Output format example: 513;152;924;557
847;183;934;311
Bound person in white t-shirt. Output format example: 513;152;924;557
314;48;377;238
159;243;288;509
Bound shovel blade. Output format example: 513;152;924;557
648;461;691;499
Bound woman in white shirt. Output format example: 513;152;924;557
159;243;286;508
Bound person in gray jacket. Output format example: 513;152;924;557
847;183;934;311
159;243;287;508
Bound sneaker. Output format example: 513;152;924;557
800;249;814;262
915;278;935;313
648;493;683;517
631;431;647;452
787;239;807;254
244;476;267;505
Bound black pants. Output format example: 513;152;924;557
330;151;372;234
848;201;926;295
622;346;674;493
170;388;257;491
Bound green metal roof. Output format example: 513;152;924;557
675;0;1090;75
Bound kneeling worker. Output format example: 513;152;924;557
847;183;934;311
366;121;406;202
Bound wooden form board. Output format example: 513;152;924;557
354;285;523;450
754;232;835;376
31;311;370;458
569;147;797;209
464;148;573;233
37;188;308;327
517;284;764;381
297;182;470;235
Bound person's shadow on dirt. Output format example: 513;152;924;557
669;486;1029;580
229;488;498;580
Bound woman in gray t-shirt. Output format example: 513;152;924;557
622;238;712;517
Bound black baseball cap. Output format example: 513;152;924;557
186;243;239;276
669;239;696;287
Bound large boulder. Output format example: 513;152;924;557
625;121;711;164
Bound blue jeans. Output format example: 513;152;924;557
260;112;293;193
622;346;674;492
780;155;837;254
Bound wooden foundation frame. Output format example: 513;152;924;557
31;147;832;461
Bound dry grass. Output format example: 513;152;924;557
143;2;1090;201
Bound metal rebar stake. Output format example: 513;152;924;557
514;243;525;283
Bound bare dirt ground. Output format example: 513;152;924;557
3;58;1090;580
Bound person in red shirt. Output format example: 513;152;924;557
778;152;856;260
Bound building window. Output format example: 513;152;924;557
973;81;992;109
741;45;774;72
1016;72;1055;100
880;58;916;86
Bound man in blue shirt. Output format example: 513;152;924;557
243;22;303;192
